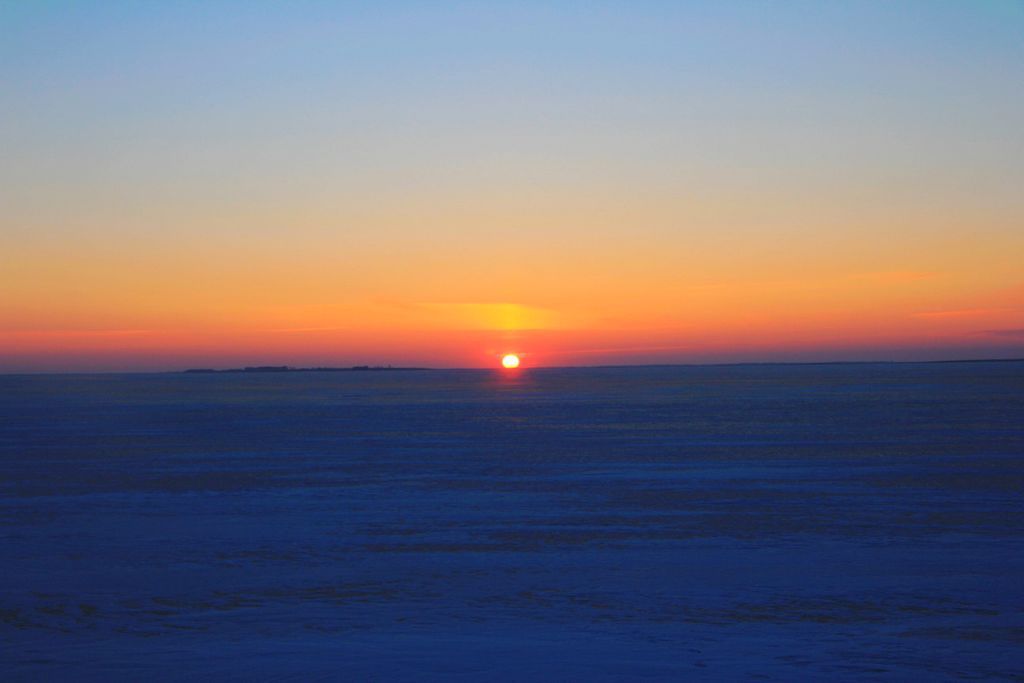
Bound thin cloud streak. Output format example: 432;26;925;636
984;328;1024;338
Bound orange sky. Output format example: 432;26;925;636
2;2;1022;371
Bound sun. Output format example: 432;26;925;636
501;354;521;369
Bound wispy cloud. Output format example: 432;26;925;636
984;328;1024;338
416;303;568;330
687;270;939;294
0;329;153;337
849;271;938;284
914;308;1018;319
545;344;696;356
265;326;349;334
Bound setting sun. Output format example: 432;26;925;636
501;354;521;369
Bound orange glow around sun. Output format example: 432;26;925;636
501;354;521;369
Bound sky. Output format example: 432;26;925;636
2;0;1023;371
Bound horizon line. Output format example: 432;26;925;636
3;356;1023;377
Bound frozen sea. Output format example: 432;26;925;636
1;362;1023;681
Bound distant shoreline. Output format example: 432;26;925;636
583;357;1024;369
174;358;1024;375
1;357;1022;377
183;365;430;374
181;358;1024;374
